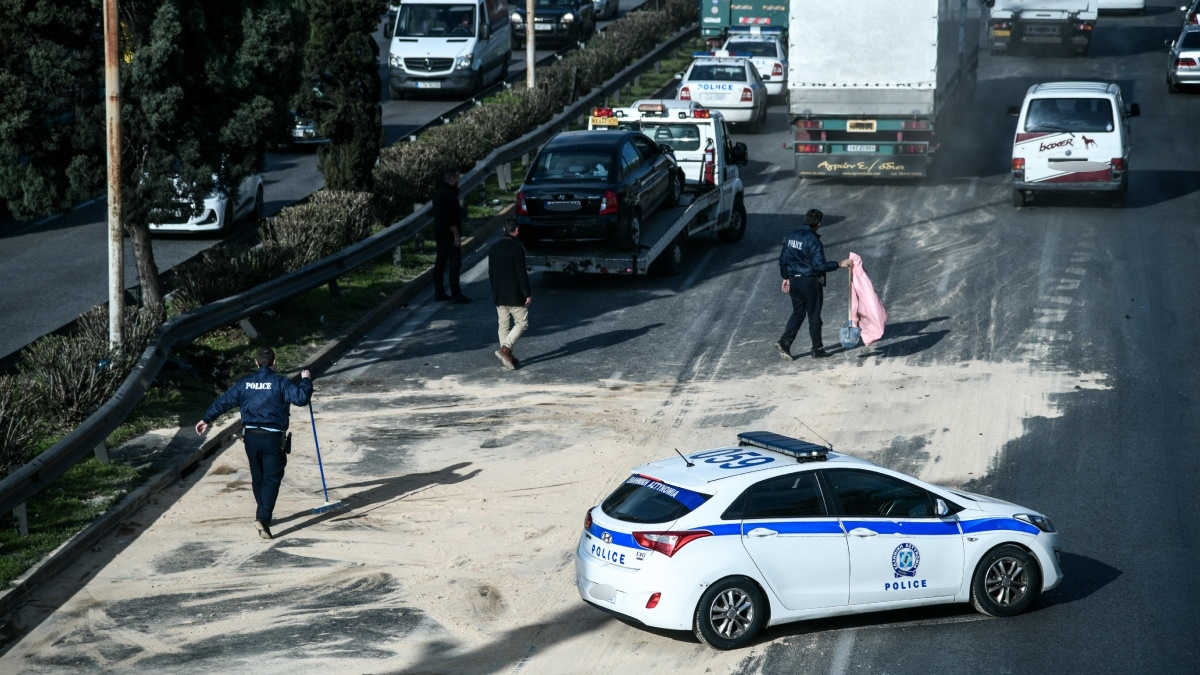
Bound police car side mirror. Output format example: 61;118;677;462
935;498;950;517
674;72;684;80
733;141;749;166
1006;106;1019;118
1129;103;1141;117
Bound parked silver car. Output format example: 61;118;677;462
1167;25;1200;93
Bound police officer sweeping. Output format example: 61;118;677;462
775;209;852;361
195;348;313;540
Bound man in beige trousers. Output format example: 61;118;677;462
488;220;531;370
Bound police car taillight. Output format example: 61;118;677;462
584;507;593;531
771;62;783;77
600;189;618;215
679;86;691;101
633;530;712;557
517;190;528;215
740;88;753;102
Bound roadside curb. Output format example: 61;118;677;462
0;205;512;622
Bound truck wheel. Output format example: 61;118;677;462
693;576;767;650
718;202;746;243
1012;188;1026;208
665;172;682;207
970;544;1041;618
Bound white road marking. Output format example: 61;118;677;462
750;166;784;196
828;629;857;675
966;177;978;199
680;248;718;293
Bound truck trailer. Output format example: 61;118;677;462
987;0;1098;55
787;0;981;178
701;0;789;45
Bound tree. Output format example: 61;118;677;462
0;1;107;219
298;0;383;191
117;0;306;318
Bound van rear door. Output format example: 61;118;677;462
1016;97;1119;184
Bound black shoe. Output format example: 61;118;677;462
451;294;472;304
774;341;793;362
812;349;831;359
255;520;273;540
434;292;452;302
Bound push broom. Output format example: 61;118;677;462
308;402;344;514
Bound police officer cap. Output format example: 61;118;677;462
805;209;823;227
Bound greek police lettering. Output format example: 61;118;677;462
625;475;680;500
787;239;804;250
884;579;928;591
245;382;273;390
1039;138;1074;152
695;83;735;91
590;543;626;565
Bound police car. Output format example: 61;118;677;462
575;431;1063;649
677;52;768;126
721;27;788;97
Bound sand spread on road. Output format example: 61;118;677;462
1;359;1104;674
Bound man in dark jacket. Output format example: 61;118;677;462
432;168;470;303
488;220;532;370
195;348;313;539
776;208;851;360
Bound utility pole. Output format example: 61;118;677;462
103;0;124;347
526;0;536;87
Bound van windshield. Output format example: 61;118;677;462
395;4;476;37
1024;98;1115;133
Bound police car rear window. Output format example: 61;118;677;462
601;474;710;524
726;41;776;57
689;65;747;82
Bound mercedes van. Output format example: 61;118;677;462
1008;82;1140;208
387;0;511;98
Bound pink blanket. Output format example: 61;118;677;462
848;252;887;346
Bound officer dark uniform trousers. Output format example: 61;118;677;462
202;367;313;529
778;225;840;355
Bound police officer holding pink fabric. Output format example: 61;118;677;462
775;209;851;361
195;348;312;540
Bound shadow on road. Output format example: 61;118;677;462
857;317;951;358
271;461;481;537
1038;551;1123;608
519;323;665;366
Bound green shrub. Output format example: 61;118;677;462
0;374;42;475
261;190;379;270
170;242;295;313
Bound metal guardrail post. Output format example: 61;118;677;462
93;442;109;464
13;503;27;536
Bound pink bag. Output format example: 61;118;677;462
848;252;887;346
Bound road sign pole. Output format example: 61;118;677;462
103;0;124;347
526;0;536;88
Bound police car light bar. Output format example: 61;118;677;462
737;431;829;462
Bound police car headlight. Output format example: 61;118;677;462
1015;513;1056;533
562;12;575;22
457;53;474;69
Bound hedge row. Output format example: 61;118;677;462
0;0;698;473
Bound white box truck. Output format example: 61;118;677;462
986;0;1098;55
788;0;981;178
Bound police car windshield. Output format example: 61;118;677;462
1024;98;1115;133
689;64;747;82
528;150;613;182
602;475;710;524
725;41;776;57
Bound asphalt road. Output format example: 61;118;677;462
2;3;1199;673
0;4;646;362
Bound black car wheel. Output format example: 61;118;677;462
718;201;746;243
618;212;641;251
665;171;682;207
693;576;766;650
970;544;1042;618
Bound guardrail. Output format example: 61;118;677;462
0;23;699;519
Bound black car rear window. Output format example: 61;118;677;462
601;474;710;524
528;150;613;182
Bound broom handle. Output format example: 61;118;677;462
309;402;330;503
848;263;854;324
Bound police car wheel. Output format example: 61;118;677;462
970;544;1041;618
694;577;766;649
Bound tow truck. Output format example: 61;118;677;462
521;104;749;276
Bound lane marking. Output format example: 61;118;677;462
966;177;978;199
828;628;857;675
750;166;783;196
680;248;718;293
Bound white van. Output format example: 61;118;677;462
1008;82;1140;208
386;0;511;98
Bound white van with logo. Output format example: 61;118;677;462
1008;81;1140;208
386;0;511;98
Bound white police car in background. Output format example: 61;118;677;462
721;27;788;97
575;431;1062;649
677;52;768;127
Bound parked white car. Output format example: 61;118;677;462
148;174;264;234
